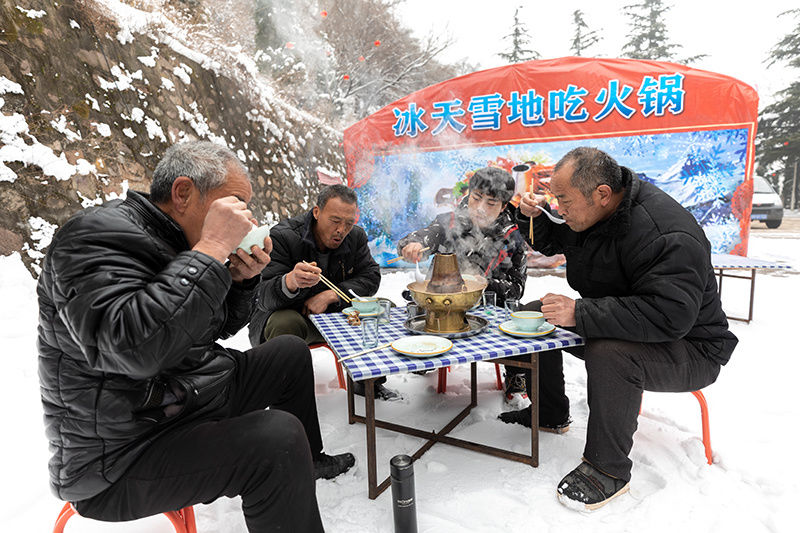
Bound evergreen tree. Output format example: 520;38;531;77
570;9;601;57
498;7;539;63
621;0;705;63
756;9;800;209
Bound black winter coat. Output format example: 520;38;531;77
516;167;737;365
37;191;257;501
248;210;381;346
396;200;528;306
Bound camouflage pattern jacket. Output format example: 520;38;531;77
397;201;528;305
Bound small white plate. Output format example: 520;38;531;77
391;335;453;358
342;306;381;317
498;320;556;337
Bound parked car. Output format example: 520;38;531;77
751;175;784;229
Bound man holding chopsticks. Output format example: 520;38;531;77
248;184;398;400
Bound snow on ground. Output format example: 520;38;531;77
1;220;798;532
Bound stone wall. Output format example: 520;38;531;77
0;0;345;275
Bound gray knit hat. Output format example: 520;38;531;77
468;167;515;204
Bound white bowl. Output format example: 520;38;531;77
236;225;270;254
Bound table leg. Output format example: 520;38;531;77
748;268;756;323
470;363;477;407
347;375;355;424
365;377;379;500
529;352;539;467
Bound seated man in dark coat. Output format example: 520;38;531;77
37;141;353;533
504;147;737;511
248;185;396;399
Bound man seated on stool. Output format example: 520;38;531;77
37;141;354;533
503;147;737;511
249;184;398;400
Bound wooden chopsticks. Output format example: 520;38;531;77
529;180;534;242
337;342;393;362
302;261;352;303
386;247;430;265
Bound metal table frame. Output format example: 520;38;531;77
711;253;792;324
345;354;539;499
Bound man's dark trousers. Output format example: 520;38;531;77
522;333;721;481
75;335;325;532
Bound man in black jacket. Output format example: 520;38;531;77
38;141;353;532
248;185;395;399
505;147;737;511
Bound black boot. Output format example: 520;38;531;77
557;461;630;511
498;406;571;433
314;452;356;480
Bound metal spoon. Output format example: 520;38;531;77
535;204;566;224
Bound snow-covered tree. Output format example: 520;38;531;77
570;9;601;57
498;7;539;63
621;0;705;63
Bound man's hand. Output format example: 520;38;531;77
194;197;254;262
519;192;548;218
285;261;322;292
228;236;273;283
303;290;340;315
401;242;425;263
540;293;576;327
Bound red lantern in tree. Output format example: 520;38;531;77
286;42;295;49
343;74;350;80
374;40;381;46
359;55;365;62
321;10;328;17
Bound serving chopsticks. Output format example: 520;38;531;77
302;261;352;303
386;246;430;265
338;342;393;362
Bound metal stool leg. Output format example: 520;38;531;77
691;390;713;465
53;502;196;533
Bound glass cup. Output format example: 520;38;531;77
379;299;392;324
361;317;379;348
483;291;496;318
504;298;519;322
406;302;421;319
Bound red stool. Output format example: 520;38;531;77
641;390;713;465
436;363;503;393
53;502;196;533
309;342;346;390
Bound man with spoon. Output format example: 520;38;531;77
505;147;736;511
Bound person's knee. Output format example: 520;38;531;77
584;339;640;380
264;310;306;340
242;410;311;468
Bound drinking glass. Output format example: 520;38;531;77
379;299;392;324
504;298;519;322
483;291;496;318
361;317;379;348
406;303;421;318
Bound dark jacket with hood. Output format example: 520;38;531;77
248;210;381;346
397;198;528;306
37;191;257;502
516;167;737;365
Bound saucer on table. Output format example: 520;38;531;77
498;320;556;337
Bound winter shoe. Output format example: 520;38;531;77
556;461;630;511
351;380;401;401
497;406;571;433
503;373;530;409
314;452;356;480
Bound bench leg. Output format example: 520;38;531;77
691;390;713;465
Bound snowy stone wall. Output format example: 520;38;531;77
0;0;345;275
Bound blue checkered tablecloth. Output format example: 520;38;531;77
310;306;585;381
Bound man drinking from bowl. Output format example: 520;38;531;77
248;184;397;400
37;141;354;533
505;146;737;511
